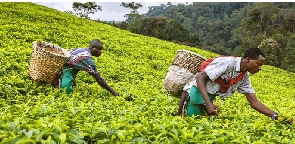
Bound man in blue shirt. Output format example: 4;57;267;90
53;39;119;96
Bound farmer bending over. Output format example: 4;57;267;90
178;48;279;120
52;39;119;96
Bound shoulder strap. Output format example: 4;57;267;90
215;72;246;93
207;57;246;93
200;58;215;72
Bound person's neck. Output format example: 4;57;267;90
88;48;93;55
240;58;248;72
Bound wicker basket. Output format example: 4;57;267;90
29;41;71;84
164;50;207;98
172;50;207;73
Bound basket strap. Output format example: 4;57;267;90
33;41;39;52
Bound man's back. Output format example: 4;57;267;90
67;48;99;77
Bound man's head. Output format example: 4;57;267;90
89;39;103;57
242;48;265;74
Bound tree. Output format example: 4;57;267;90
167;2;172;7
139;16;199;46
279;9;295;34
188;34;200;47
233;3;279;56
161;19;191;42
146;5;171;18
120;2;144;34
120;2;142;16
243;3;278;36
126;14;145;34
257;38;281;66
284;35;295;72
140;16;167;36
66;2;102;19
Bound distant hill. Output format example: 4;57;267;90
144;2;295;73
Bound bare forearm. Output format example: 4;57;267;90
94;75;115;93
195;72;219;115
97;78;114;92
245;93;277;118
250;102;276;117
195;73;212;105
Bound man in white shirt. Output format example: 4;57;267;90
178;48;279;121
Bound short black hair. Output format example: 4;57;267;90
89;39;103;48
243;48;265;59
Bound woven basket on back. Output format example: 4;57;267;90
172;50;207;73
29;41;71;84
164;50;207;98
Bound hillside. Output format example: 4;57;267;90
0;2;294;143
142;2;295;72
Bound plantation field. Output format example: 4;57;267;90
0;2;295;143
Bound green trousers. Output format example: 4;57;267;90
185;86;216;116
60;66;74;94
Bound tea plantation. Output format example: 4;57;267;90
0;2;294;143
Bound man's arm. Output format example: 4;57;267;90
195;71;219;115
244;93;278;119
93;74;119;96
178;91;189;116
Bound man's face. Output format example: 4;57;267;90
91;45;103;57
246;55;265;74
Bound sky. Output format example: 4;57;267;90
35;2;185;21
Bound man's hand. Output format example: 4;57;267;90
206;103;220;116
285;118;294;125
279;116;294;125
111;91;119;96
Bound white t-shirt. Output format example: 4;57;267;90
183;57;255;99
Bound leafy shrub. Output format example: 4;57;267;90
0;2;294;143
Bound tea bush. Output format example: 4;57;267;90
0;2;294;143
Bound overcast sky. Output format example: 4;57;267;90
35;2;185;21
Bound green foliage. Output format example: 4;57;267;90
139;16;199;46
162;2;252;55
120;2;144;34
283;35;295;72
1;2;295;143
233;2;295;71
140;16;167;37
146;2;295;72
120;2;142;14
66;2;102;19
120;2;142;22
258;38;282;66
125;14;145;34
145;4;173;18
244;3;278;35
161;19;191;42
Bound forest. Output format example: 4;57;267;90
143;2;295;73
68;2;295;73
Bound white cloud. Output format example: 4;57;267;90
36;2;72;12
35;2;184;21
